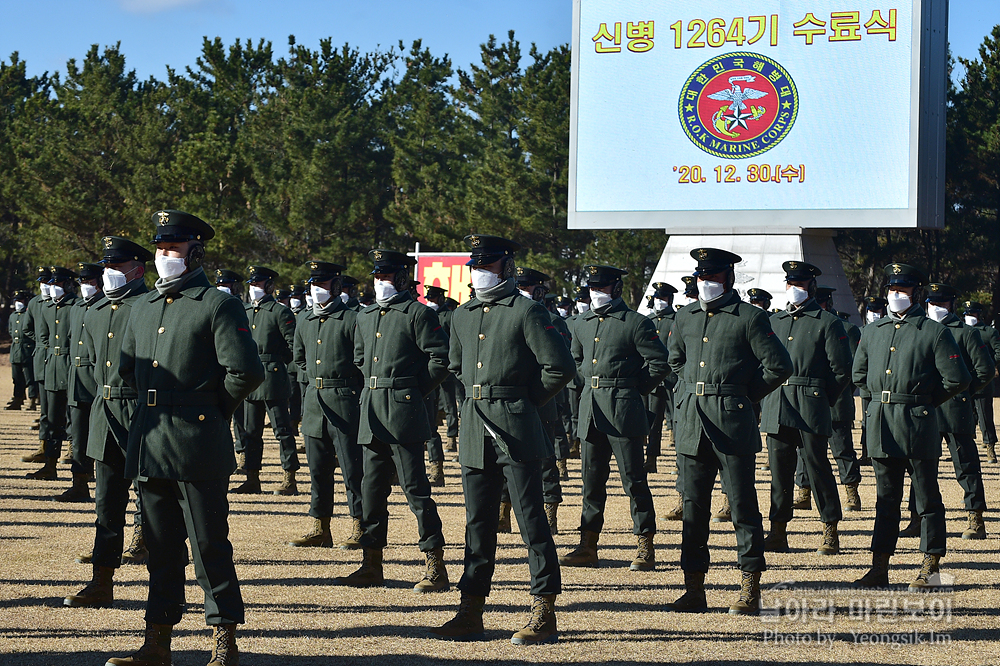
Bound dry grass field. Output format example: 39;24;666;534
1;356;999;665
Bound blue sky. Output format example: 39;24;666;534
2;1;996;81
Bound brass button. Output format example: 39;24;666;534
477;362;483;368
700;361;705;367
273;367;278;372
739;403;744;409
599;317;604;322
316;359;321;365
320;318;326;323
656;329;660;335
405;394;411;400
793;316;798;320
166;298;173;304
895;324;900;329
198;414;205;421
152;360;158;368
106;361;112;367
252;324;256;329
157;327;164;334
592;359;597;364
373;357;378;362
595;337;600;342
479;333;486;340
111;304;118;310
317;339;322;344
376;332;382;338
890;347;896;352
814;391;820;396
707;312;714;317
787;336;793;341
380;310;386;316
55;319;59;324
885;369;892;375
923;410;928;415
484;307;490;313
78;341;83;345
55;335;59;339
702;337;708;342
108;332;115;339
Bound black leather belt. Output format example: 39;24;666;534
878;390;934;405
145;389;219;407
368;376;419;389
590;377;638;389
467;385;528;400
683;382;749;396
314;377;359;389
782;376;825;388
103;385;138;400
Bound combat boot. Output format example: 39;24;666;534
106;622;172;666
961;510;986;540
430;593;486;641
792;487;812;511
30;419;39;430
206;624;239;666
711;494;731;523
445;436;458;453
661;491;683;521
816;521;840;555
898;510;921;537
21;442;46;463
728;571;762;615
556;458;568;481
855;552;891;588
26;457;57;480
511;594;558;645
844;482;862;511
76;550;93;564
568;438;581;459
4;397;22;410
908;553;943;592
763;521;789;552
273;470;298;496
27;396;38;411
643;452;658;474
427;460;445;487
230;470;261;494
234;452;246;475
545;503;558;535
339;517;363;550
334;548;384;587
121;525;149;565
986;442;998;463
498;501;513;533
64;564;114;608
54;473;91;503
288;517;333;548
666;571;708;612
413;547;449;593
559;530;599;567
630;533;655;571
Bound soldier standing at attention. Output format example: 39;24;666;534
231;266;300;496
645;282;678;476
565;287;591;459
340;275;362;310
335;249;450;592
215;269;250;471
853;264;970;591
858;295;888;465
963;301;1000;463
109;210;264;666
25;267;52;431
666;248;792;615
431;235;574;645
64;236;153;609
6;291;35;411
759;262;852;556
284;282;308;441
560;265;669;572
422;284;450;486
426;286;461;456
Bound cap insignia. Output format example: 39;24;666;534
892;264;902;274
103;237;113;249
470;236;481;248
310;261;319;270
157;211;170;226
373;250;383;261
788;261;798;269
697;249;709;260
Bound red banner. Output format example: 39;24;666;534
414;253;472;305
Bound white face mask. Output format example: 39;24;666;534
557;307;568;318
927;304;950;322
40;283;50;299
103;268;127;291
80;283;99;300
518;288;534;300
217;285;232;295
965;315;979;326
50;284;65;300
427;301;440;311
470;267;501;291
576;302;590;314
14;301;25;312
786;285;809;306
697;280;725;302
248;285;266;302
154;255;187;280
311;285;331;305
290;297;302;309
752;302;767;311
339;292;350;304
373;279;397;301
865;310;882;324
887;291;911;313
305;294;314;308
590;290;613;310
653;298;670;312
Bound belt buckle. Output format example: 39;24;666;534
103;385;112;400
316;377;324;389
147;389;157;407
54;346;61;355
591;376;600;389
695;381;706;396
881;390;891;404
369;376;377;389
782;379;790;386
74;356;81;367
472;384;482;400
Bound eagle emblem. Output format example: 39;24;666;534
469;236;481;248
373;250;383;261
516;267;525;276
247;265;254;274
103;237;113;249
892;264;902;275
788;261;798;269
310;262;319;270
588;266;599;275
157;211;170;226
697;249;709;260
216;269;223;277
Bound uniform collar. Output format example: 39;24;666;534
149;270;212;301
777;299;823;319
584;297;628;320
686;289;741;315
377;291;415;311
881;306;931;328
939;312;962;327
251;295;275;308
308;298;347;320
466;292;519;310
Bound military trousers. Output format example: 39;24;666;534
503;454;561;506
459;436;560;597
42;388;68;458
579;427;656;535
767;425;842;524
68;402;94;476
974;395;998;444
92;440;140;569
305;430;363;520
645;387;669;460
439;375;460;439
358;437;445;552
139;476;244;626
871;456;945;557
906;433;986;514
860;396;872;459
680;432;765;573
10;361;33;403
794;420;861;489
288;372;302;428
231;401;246;454
424;389;444;463
568;386;582;442
242;399;300;472
552;392;571;460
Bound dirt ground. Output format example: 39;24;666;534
1;357;999;665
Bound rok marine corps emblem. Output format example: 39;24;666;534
678;52;798;159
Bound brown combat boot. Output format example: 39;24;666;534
792;487;812;510
288;517;333;547
64;564;114;608
427;460;445;487
630;533;655;571
230;470;261;494
273;470;298;496
712;494;731;523
855;552;891;588
962;510;987;540
207;624;239;666
54;473;91;503
339;517;363;550
430;593;486;641
898;510;921;537
334;548;384;587
21;442;47;463
816;522;840;555
511;594;558;645
413;547;449;593
498;501;513;533
844;482;862;511
445;436;458;453
666;571;708;612
234;452;246;475
4;397;23;410
908;553;943;592
556;458;568;481
545;502;558;535
661;491;683;521
986;442;997;463
106;622;172;666
27;396;38;411
121;525;149;566
728;571;762;615
559;530;599;567
763;521;789;552
26;457;58;480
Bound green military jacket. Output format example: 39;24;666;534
668;290;793;456
449;285;576;467
936;314;994;434
830;318;861;423
759;300;853;437
852;306;971;459
294;300;363;439
354;291;449;445
971;322;1000;397
84;279;148;462
648;308;678;392
8;306;35;365
67;293;102;407
286;304;305;382
572;298;670;439
119;269;265;480
245;296;296;401
40;293;80;390
27;295;47;379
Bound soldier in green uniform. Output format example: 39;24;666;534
214;269;241;297
288;261;365;550
679;275;699;307
560;265;669;571
759;262;852;556
284;282;307;438
551;296;575;479
64;236;153;608
232;266;300;496
339;275;362;310
431;235;575;645
853;264;970;592
426;287;461;455
108;211;264;666
215;269;251;471
421;284;450;486
564;287;591;459
747;288;772;312
25;267;52;426
645;282;678;477
335;249;450;592
858;295;888;465
6;291;35;410
666;248;793;615
963;301;1000;462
